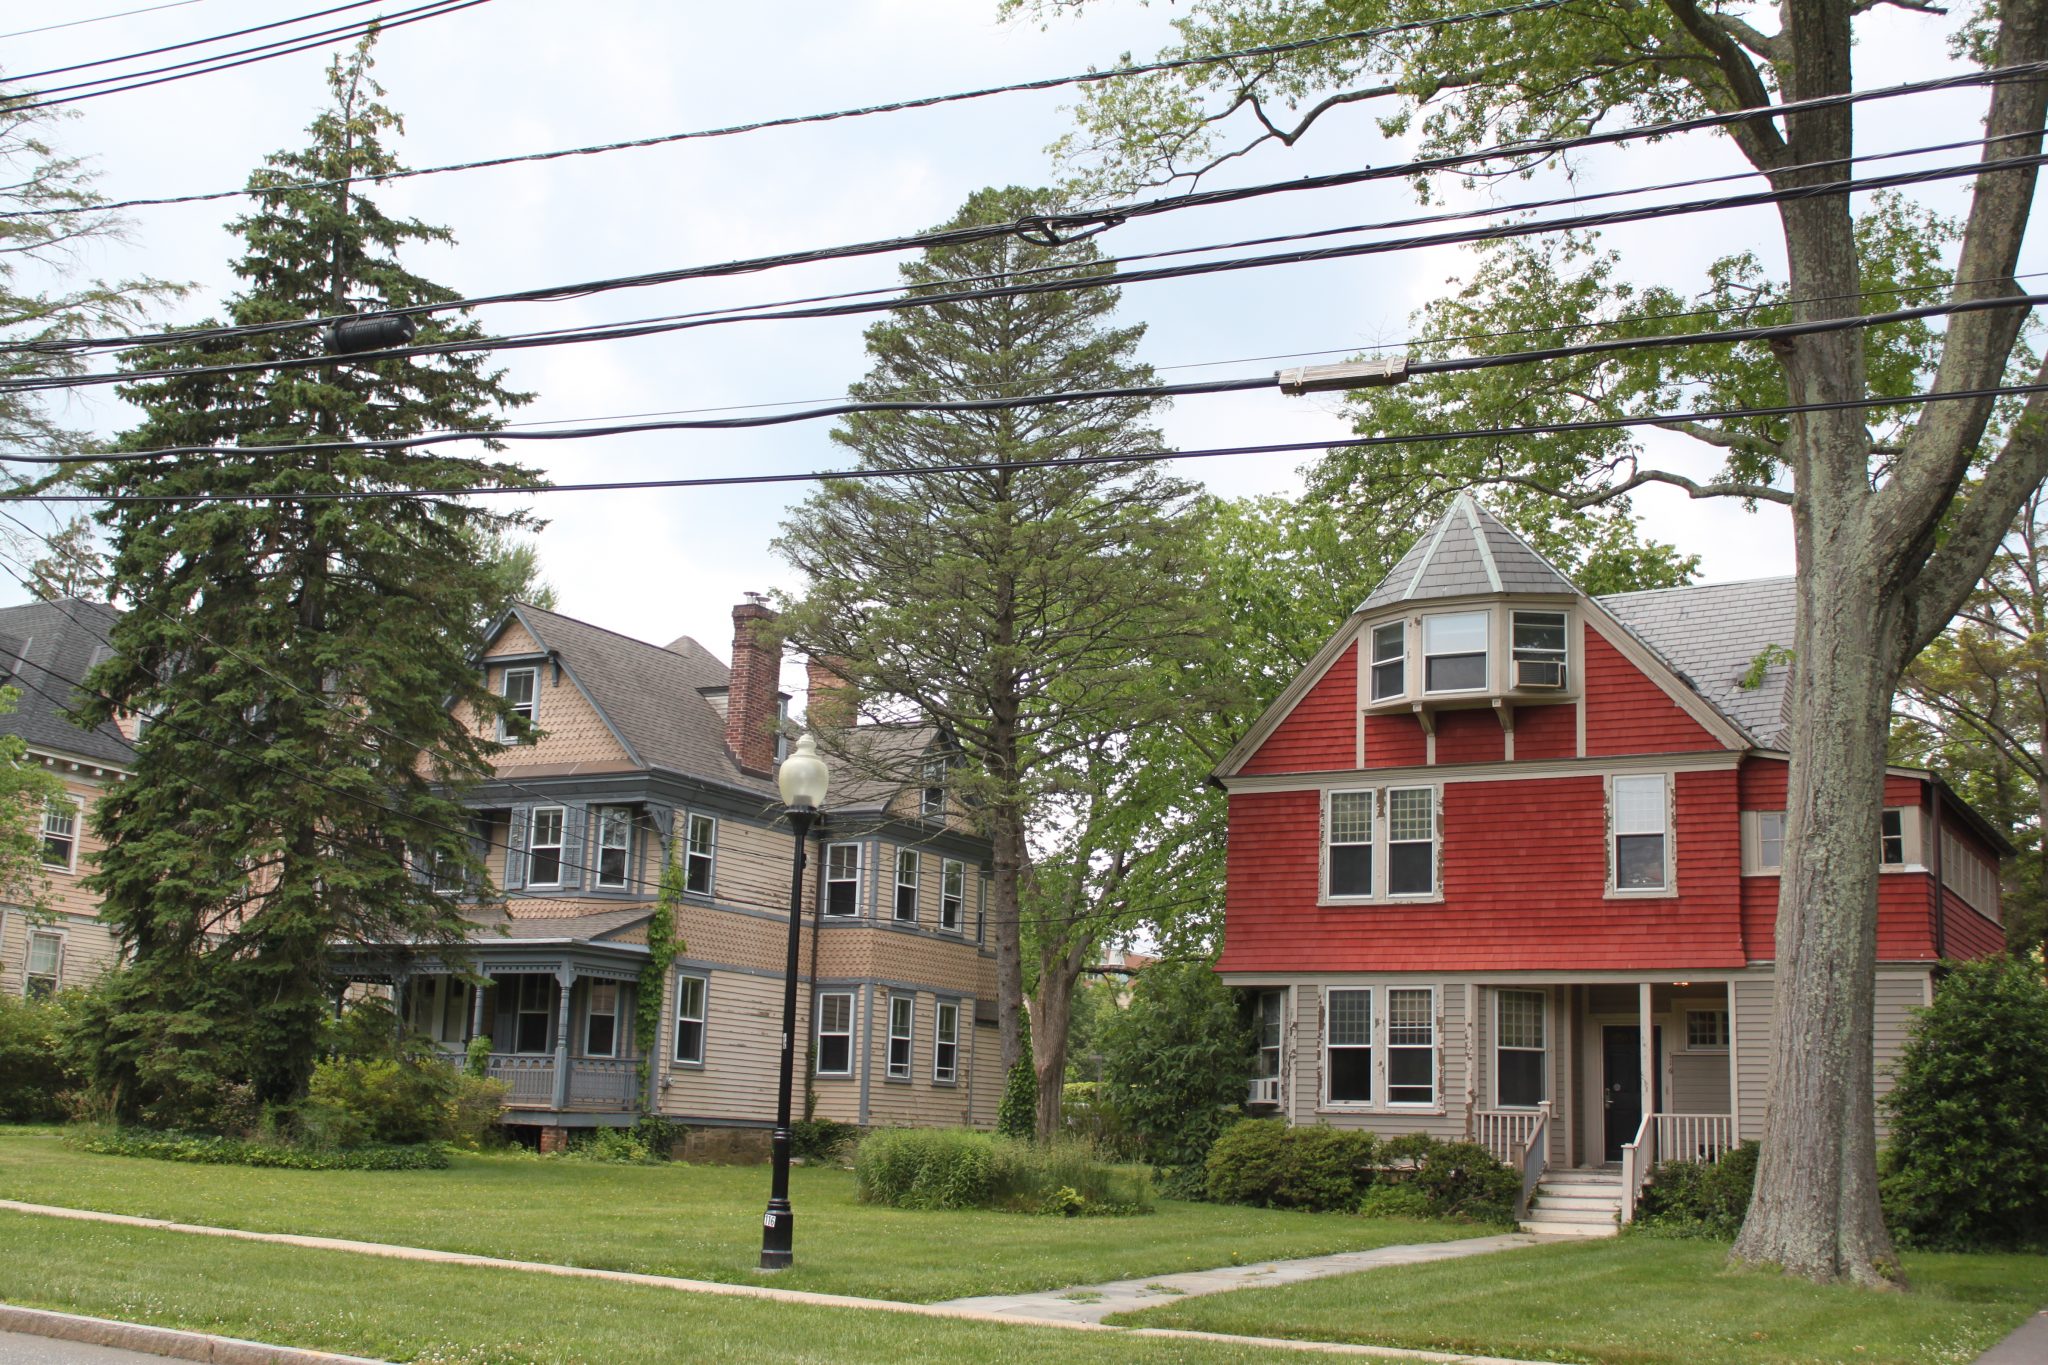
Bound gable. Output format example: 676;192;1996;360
460;655;631;771
1582;623;1725;755
1238;641;1358;776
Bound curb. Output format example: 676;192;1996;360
0;1304;390;1365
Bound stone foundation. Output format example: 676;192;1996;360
682;1126;772;1164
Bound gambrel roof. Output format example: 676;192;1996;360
1359;494;1575;611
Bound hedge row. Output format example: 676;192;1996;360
1203;1120;1520;1224
66;1127;450;1171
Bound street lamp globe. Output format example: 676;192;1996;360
778;733;830;810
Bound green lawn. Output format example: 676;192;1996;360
0;1211;1319;1364
1106;1234;2048;1365
0;1131;1465;1302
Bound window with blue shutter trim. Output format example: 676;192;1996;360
560;804;588;891
505;804;531;890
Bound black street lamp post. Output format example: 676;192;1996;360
761;733;828;1271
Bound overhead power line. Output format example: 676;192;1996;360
8;0;389;83
19;379;2045;505
0;0;210;42
13;146;2042;398
0;0;1571;218
19;289;2045;466
3;0;496;114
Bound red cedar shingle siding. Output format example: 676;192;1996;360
1434;708;1504;765
1582;625;1721;754
1363;711;1427;767
1514;701;1576;761
1239;644;1358;775
1943;888;2005;959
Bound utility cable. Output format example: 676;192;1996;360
7;0;390;84
0;1;209;42
29;287;2044;465
0;0;1571;218
13;145;2042;400
19;379;2044;505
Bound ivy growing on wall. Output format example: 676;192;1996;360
636;856;685;1088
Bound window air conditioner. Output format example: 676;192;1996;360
1513;658;1567;690
1248;1076;1282;1106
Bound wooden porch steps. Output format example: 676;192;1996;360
1520;1168;1623;1238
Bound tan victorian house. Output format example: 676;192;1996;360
337;599;1000;1148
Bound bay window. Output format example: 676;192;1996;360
1422;610;1487;692
595;806;632;889
1511;610;1568;689
1369;621;1406;701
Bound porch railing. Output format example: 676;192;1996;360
1619;1113;1657;1224
1510;1107;1550;1221
1473;1107;1546;1165
1653;1113;1733;1165
566;1057;639;1111
488;1055;556;1106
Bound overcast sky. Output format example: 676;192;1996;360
5;0;2033;678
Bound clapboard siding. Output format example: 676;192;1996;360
654;966;805;1127
0;908;120;997
1283;980;1468;1139
1433;708;1504;765
1240;645;1357;775
1943;889;2005;959
1873;970;1933;1138
864;988;981;1129
1513;702;1576;761
1363;711;1427;768
1581;626;1720;755
1731;975;1775;1143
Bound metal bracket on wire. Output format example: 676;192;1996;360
1010;212;1127;247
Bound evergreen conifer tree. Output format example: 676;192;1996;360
77;38;540;1120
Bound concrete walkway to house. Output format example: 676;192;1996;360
933;1233;1541;1324
1974;1308;2048;1364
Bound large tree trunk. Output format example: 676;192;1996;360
990;805;1028;1075
1030;952;1079;1141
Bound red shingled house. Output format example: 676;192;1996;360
1210;496;2010;1233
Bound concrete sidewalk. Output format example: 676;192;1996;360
934;1233;1541;1324
1974;1308;2048;1364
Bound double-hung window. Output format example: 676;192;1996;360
1369;621;1406;701
921;759;946;818
513;975;552;1053
1386;788;1436;896
585;982;619;1057
1495;989;1546;1109
895;849;920;923
815;991;854;1075
1386;987;1437;1106
1511;610;1568;689
428;847;463;895
825;843;860;916
595;806;632;889
1254;990;1284;1080
940;859;965;932
1325;988;1372;1105
1422;610;1487;693
684;814;715;894
933;1001;959;1084
40;800;77;871
1611;775;1669;891
1756;810;1786;873
887;995;914;1080
1880;809;1906;866
24;931;60;999
527;807;565;887
1327;791;1373;898
673;974;707;1065
499;667;537;743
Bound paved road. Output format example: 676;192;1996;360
0;1331;176;1363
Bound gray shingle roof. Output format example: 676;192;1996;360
463;906;651;942
1359;495;1575;611
1598;577;1797;747
0;598;135;767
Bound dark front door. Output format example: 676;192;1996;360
1602;1026;1663;1161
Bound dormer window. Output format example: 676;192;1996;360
921;758;946;817
499;667;537;743
1422;611;1487;693
1369;622;1405;701
1511;611;1568;690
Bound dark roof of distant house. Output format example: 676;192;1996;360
1359;494;1575;611
1598;577;1797;748
0;597;135;767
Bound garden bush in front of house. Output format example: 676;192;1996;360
0;991;79;1122
1632;1141;1759;1239
1202;1123;1517;1224
854;1127;1149;1215
66;1127;449;1170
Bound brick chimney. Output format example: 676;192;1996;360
726;596;781;775
806;654;856;731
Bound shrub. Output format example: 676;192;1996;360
571;1127;654;1163
1098;960;1255;1198
464;1034;493;1079
854;1128;1148;1215
1356;1183;1435;1220
302;1055;454;1147
1633;1142;1758;1239
1408;1140;1521;1226
444;1074;510;1150
631;1115;687;1159
1061;1082;1138;1160
1881;958;2048;1250
0;992;79;1122
1204;1119;1377;1211
791;1118;859;1163
66;1127;448;1170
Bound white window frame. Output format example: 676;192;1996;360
498;666;538;743
427;846;463;896
40;797;79;872
921;759;946;818
933;1000;959;1085
1754;809;1786;875
814;990;855;1076
1323;986;1373;1108
1321;786;1442;905
594;805;633;890
1324;789;1375;901
1420;609;1489;695
1608;773;1674;896
886;993;914;1080
584;981;619;1058
1385;986;1438;1109
24;929;62;999
1880;808;1906;866
824;843;861;917
673;973;707;1066
1368;620;1406;702
939;858;965;932
1686;1008;1729;1052
527;806;566;888
1254;989;1285;1082
894;848;920;924
1384;786;1437;898
1493;988;1547;1110
683;813;716;896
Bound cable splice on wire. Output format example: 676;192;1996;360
0;0;1572;219
22;379;2048;504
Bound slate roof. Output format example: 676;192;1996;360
1359;494;1575;611
0;597;135;767
1598;576;1797;748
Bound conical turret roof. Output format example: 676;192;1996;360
1358;494;1576;612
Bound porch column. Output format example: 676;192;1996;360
1638;982;1655;1131
470;974;488;1044
552;966;576;1109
